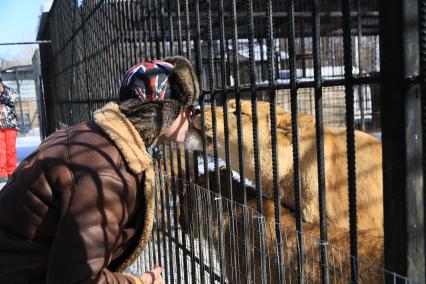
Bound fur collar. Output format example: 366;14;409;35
94;101;156;272
93;101;152;175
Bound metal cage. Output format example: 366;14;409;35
37;0;426;283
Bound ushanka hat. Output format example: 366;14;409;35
118;56;199;143
119;56;199;108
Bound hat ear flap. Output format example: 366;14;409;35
165;56;199;107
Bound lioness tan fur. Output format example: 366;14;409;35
193;99;383;231
180;168;384;283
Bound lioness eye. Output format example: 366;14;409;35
233;110;248;116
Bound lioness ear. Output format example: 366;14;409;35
276;114;291;132
276;114;315;133
239;100;251;116
297;115;315;128
228;99;250;116
228;99;239;114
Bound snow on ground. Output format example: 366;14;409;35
16;135;41;163
197;155;255;188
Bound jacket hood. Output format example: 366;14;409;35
94;101;156;272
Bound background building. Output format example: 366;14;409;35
1;63;41;137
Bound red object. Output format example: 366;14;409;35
0;129;17;179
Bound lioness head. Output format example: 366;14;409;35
188;99;315;188
191;99;315;149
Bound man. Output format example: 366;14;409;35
0;74;18;183
0;56;199;283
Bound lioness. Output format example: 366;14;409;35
192;99;383;230
180;168;384;283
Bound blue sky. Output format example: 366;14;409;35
0;0;53;61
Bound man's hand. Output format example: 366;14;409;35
140;266;164;284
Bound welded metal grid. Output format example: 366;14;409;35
42;0;381;128
37;0;426;283
125;171;409;283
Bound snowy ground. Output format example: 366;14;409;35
197;155;256;188
16;135;41;162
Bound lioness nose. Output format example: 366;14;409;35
191;113;203;130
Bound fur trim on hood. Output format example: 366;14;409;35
94;101;155;272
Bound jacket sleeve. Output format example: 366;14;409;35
46;175;144;284
0;88;17;107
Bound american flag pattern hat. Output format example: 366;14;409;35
119;60;174;102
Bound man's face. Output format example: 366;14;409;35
160;107;192;143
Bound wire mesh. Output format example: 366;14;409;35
125;168;409;283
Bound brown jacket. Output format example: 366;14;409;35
0;102;155;283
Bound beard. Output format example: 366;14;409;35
183;128;204;151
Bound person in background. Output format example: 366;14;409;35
0;74;18;183
0;56;200;283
